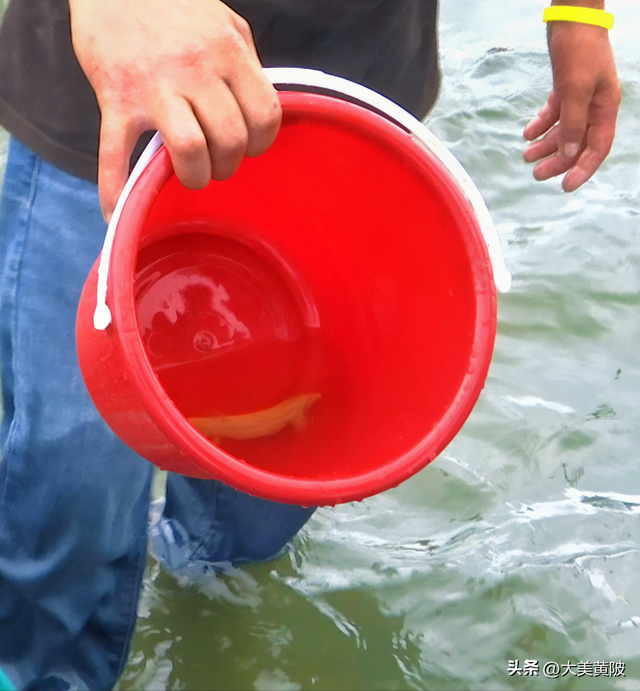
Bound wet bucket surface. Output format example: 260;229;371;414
77;89;497;506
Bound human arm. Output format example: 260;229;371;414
523;0;621;191
68;0;281;221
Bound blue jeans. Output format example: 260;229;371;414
0;138;315;691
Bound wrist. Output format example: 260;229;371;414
550;0;605;9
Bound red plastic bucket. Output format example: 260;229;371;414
76;69;509;506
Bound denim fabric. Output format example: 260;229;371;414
0;138;315;691
153;476;316;571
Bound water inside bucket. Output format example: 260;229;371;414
133;216;478;482
134;227;355;479
135;230;316;417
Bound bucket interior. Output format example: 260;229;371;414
132;93;495;483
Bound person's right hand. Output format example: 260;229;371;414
69;0;282;222
523;4;621;192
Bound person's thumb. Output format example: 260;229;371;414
97;113;142;223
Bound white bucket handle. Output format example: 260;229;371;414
93;131;163;330
93;67;511;331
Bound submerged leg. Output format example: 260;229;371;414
153;474;316;569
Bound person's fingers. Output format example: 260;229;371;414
523;125;560;163
99;74;278;215
191;82;249;181
556;81;593;160
532;153;576;182
200;10;281;160
561;160;593;192
97;112;145;222
562;120;616;192
523;91;561;142
154;94;212;189
225;62;282;158
161;21;279;183
525;115;616;190
526;126;582;182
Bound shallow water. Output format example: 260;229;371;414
2;0;640;689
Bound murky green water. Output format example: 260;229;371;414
2;0;640;689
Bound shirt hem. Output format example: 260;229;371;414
0;95;98;183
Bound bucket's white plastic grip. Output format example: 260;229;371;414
93;68;511;331
93;131;163;330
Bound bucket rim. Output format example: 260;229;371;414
102;89;498;505
93;68;511;332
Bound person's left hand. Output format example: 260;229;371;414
523;20;621;191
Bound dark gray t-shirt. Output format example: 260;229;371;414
0;0;440;182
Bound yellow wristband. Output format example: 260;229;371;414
543;6;614;29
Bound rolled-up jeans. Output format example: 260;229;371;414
0;137;315;691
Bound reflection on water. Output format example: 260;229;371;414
115;0;640;688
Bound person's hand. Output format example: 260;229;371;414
523;16;621;192
69;0;282;221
